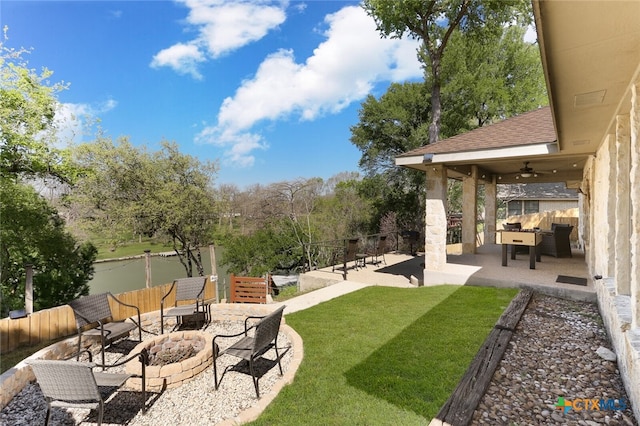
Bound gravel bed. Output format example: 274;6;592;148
1;320;293;426
472;293;637;425
3;293;638;425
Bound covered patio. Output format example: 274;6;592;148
299;245;594;302
394;0;640;420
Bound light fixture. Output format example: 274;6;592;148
519;161;534;178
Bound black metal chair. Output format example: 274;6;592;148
160;277;208;334
366;235;388;265
332;239;366;271
212;305;286;398
27;349;148;426
69;292;142;368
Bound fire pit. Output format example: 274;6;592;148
126;331;213;391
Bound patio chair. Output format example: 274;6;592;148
69;292;142;368
366;235;388;265
27;349;148;426
540;224;574;258
332;239;366;271
212;305;286;398
160;276;208;334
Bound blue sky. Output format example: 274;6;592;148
2;0;424;188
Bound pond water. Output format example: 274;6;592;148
88;247;231;299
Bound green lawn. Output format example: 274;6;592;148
250;285;518;426
94;240;173;260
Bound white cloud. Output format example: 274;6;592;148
196;5;422;167
185;0;286;58
151;42;205;79
151;0;286;77
53;100;117;147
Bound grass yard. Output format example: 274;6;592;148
94;239;173;260
250;285;518;426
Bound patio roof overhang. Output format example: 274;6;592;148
395;0;640;187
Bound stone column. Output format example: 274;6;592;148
606;134;617;276
484;176;497;245
461;166;478;254
615;114;631;295
424;166;448;270
631;82;640;328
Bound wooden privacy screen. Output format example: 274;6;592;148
230;274;268;304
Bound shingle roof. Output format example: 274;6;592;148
398;106;555;157
497;183;578;200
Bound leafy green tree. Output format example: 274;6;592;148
1;34;96;316
350;82;429;232
70;137;219;277
440;25;547;136
363;0;531;143
220;222;302;276
1;182;97;316
0;32;76;183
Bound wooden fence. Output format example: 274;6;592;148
0;278;216;355
229;274;268;304
504;208;580;241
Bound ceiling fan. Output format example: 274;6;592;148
518;161;537;178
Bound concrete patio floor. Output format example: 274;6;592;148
297;243;595;304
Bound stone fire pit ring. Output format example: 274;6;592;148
125;330;213;392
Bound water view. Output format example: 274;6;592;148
88;247;231;299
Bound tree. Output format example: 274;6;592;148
363;0;531;143
220;223;302;276
440;25;547;136
70;137;219;277
1;182;97;316
0;30;76;183
1;33;96;316
350;81;429;232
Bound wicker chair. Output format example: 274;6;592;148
160;277;208;334
69;292;142;368
212;305;286;398
27;350;148;426
540;224;574;258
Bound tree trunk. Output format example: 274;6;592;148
429;54;442;144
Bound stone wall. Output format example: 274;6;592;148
587;94;640;421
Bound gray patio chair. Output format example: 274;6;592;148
69;292;142;368
160;276;208;334
212;305;286;398
27;349;148;426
